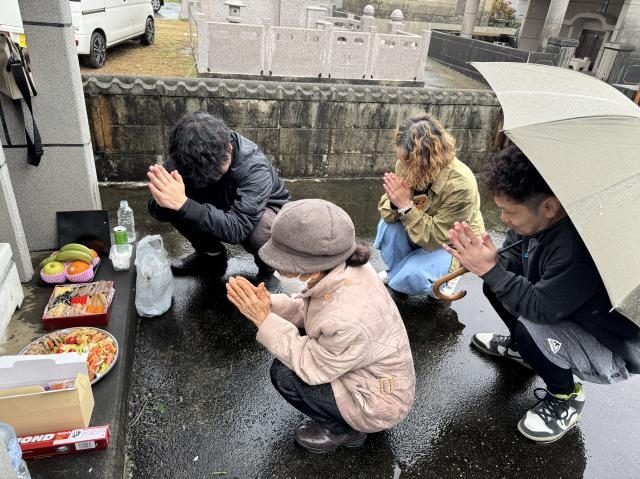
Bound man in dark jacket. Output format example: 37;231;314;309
147;112;290;284
444;145;640;443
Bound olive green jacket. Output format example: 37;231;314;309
378;158;485;252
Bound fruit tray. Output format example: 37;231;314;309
39;258;101;285
39;243;101;285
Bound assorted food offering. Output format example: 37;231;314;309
42;281;115;328
20;327;119;383
1;211;137;471
0;201;155;475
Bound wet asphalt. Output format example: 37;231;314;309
100;180;640;479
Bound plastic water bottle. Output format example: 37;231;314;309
117;200;137;243
0;423;31;479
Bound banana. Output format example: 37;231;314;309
55;250;93;265
39;253;60;269
60;243;93;257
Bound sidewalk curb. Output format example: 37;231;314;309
25;257;138;479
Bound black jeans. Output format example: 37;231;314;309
170;207;277;273
483;284;575;395
270;359;353;434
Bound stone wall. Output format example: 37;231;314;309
83;75;501;181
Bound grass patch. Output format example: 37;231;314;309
80;19;194;78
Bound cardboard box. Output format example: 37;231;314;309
19;425;110;460
0;355;94;436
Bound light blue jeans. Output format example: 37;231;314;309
374;219;453;296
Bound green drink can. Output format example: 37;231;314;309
114;226;128;245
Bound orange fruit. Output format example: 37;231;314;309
89;249;98;259
67;261;91;275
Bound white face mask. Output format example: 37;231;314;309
274;271;310;295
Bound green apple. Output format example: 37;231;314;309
42;261;65;275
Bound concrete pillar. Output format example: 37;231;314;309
360;4;376;32
365;25;377;79
545;36;579;67
539;0;570;49
461;0;481;38
387;9;404;33
196;14;209;73
262;18;271;76
180;0;190;20
612;0;640;47
2;0;101;251
518;0;551;52
0;145;33;281
415;30;432;82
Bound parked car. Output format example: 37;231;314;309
0;0;26;47
71;0;156;68
151;0;165;13
1;0;155;69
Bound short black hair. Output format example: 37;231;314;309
167;112;231;188
483;145;554;209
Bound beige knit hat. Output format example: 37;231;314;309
258;199;356;274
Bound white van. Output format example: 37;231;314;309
0;0;26;47
71;0;155;68
0;0;155;69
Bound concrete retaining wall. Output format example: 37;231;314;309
83;75;501;181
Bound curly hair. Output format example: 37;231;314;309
167;112;231;188
394;114;456;191
483;145;554;209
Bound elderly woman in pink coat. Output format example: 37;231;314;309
226;199;415;453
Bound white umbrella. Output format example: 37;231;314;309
472;62;640;326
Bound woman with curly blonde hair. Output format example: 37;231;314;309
374;113;485;298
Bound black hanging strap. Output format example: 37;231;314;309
9;57;43;166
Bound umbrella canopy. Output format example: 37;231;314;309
473;62;640;326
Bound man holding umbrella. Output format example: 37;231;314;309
445;145;640;443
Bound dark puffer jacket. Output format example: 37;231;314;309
149;132;290;244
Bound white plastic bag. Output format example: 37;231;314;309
134;235;174;317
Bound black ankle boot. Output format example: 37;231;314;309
294;421;367;453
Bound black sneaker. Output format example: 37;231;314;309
170;249;227;276
517;384;585;442
471;333;531;368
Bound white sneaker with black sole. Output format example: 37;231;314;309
471;333;531;368
517;384;585;442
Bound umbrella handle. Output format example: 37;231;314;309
432;267;468;301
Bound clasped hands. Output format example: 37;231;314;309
226;276;271;328
383;173;412;211
443;222;498;277
147;164;188;211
